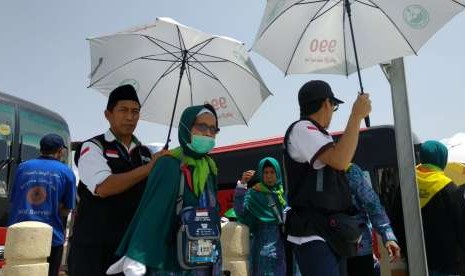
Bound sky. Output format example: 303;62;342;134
0;0;464;148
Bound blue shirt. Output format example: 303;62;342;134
8;156;76;246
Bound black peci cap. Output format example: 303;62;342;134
106;85;140;110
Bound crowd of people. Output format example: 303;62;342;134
6;81;465;276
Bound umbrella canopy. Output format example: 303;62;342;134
441;132;465;163
253;0;465;76
88;17;272;131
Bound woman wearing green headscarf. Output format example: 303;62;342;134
107;104;221;276
233;157;287;275
416;140;465;276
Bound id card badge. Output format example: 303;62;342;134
188;239;215;263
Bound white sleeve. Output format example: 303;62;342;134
287;121;334;170
236;180;247;189
106;256;146;276
78;141;112;195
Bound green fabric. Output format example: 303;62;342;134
116;156;182;270
242;157;286;223
170;147;217;196
115;104;220;272
116;156;219;271
224;208;237;219
419;140;448;170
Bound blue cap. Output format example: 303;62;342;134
40;133;66;152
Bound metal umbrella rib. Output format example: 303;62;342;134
284;1;337;76
187;56;249;125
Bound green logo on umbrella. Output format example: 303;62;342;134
119;79;140;91
403;5;429;29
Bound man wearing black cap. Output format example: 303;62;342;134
8;133;76;276
68;85;168;276
283;80;371;275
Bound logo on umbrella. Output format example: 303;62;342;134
119;79;140;92
403;5;429;29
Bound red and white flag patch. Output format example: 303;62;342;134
306;126;318;131
105;149;119;158
80;146;90;157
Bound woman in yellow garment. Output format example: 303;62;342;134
416;140;465;276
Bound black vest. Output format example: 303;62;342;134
283;120;353;235
72;134;151;247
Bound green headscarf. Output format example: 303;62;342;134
243;157;286;223
170;104;218;196
420;140;448;170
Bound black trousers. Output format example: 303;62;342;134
67;243;123;276
47;245;63;276
347;254;376;276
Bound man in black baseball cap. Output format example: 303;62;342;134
298;80;344;128
283;80;371;275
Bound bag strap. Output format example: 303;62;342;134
282;119;304;198
266;194;284;225
176;164;186;216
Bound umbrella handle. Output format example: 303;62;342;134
364;115;371;128
359;90;370;128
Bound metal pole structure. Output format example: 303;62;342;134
382;57;428;275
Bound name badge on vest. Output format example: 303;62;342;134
177;207;220;269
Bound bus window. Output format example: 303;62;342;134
19;108;70;164
0;103;14;198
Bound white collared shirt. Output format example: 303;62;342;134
77;130;140;195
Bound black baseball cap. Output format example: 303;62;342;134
298;80;344;106
106;84;140;110
40;133;67;152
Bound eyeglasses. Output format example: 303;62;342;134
330;100;339;112
193;123;220;134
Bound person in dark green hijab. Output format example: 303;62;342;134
233;157;287;275
107;104;221;276
416;140;465;275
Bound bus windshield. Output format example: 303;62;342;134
19;108;70;163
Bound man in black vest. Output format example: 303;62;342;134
283;80;371;275
68;85;168;276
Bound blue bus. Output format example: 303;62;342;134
0;91;71;226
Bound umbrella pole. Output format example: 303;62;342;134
164;50;188;150
344;0;370;127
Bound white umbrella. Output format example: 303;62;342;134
254;0;464;76
441;133;465;163
253;0;464;126
88;17;272;147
